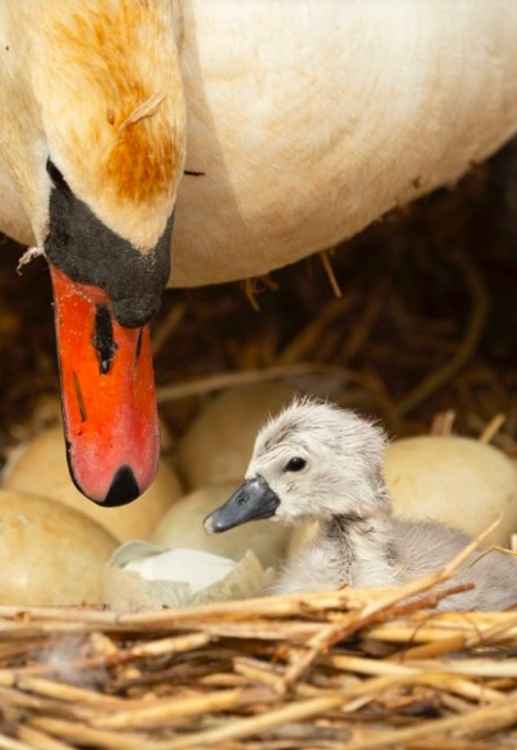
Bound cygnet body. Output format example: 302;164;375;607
205;398;517;611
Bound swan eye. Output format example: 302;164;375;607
46;159;71;194
285;457;306;472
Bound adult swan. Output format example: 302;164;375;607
1;1;516;504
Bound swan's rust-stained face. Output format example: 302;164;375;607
26;0;186;504
48;3;180;212
34;0;186;248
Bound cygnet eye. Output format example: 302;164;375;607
284;456;306;472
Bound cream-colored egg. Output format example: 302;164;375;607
151;482;291;568
384;436;517;547
178;383;298;489
0;490;117;605
2;426;183;542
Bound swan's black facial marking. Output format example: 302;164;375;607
45;158;173;328
47;160;72;194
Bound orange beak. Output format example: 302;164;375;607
49;266;159;505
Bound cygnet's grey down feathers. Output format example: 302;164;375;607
243;397;517;611
277;514;517;611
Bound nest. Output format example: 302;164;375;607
1;104;517;750
1;531;517;749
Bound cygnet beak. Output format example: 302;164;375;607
204;476;280;534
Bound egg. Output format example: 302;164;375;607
288;434;517;558
177;383;298;489
384;435;517;546
0;490;117;605
2;426;183;542
151;482;291;568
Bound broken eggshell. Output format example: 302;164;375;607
102;540;275;612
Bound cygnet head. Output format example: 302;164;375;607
205;397;390;534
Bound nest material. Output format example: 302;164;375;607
1;531;517;750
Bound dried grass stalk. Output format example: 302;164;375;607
0;525;516;748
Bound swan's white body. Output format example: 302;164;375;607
2;1;517;286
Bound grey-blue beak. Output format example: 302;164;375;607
204;476;280;534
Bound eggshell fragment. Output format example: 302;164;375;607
126;547;237;591
102;541;274;612
0;490;117;605
177;383;298;489
384;435;517;546
151;482;291;568
3;426;183;542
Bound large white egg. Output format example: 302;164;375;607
150;482;291;568
384;435;517;547
3;426;183;542
177;383;298;489
0;490;117;605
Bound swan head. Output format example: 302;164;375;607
3;1;185;505
205;397;391;533
31;0;185;327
